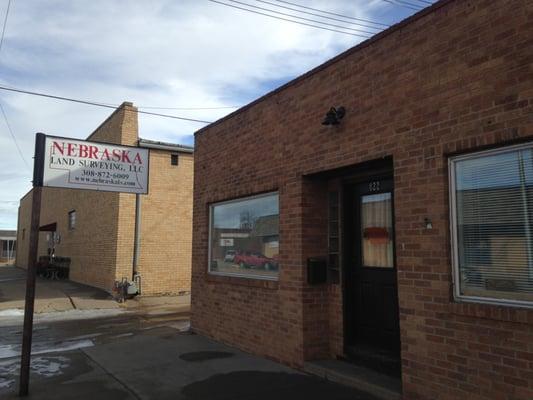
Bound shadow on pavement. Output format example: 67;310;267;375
182;370;378;400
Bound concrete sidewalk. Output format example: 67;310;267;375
1;328;378;400
0;266;191;316
0;265;121;313
0;271;376;399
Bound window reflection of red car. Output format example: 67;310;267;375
234;251;278;271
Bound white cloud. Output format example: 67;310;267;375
0;0;419;228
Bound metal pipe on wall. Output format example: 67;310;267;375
132;193;141;287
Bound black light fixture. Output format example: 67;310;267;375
322;106;346;126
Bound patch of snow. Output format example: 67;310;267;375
63;333;102;341
0;309;24;317
0;377;15;389
0;346;18;359
0;360;17;389
33;339;94;356
140;320;190;332
111;332;133;339
0;339;94;360
173;321;191;332
0;356;70;389
30;356;70;377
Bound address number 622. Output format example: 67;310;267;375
368;181;380;192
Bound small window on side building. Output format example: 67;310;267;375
171;154;178;166
68;210;76;230
450;143;533;308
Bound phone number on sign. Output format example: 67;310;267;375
81;170;130;180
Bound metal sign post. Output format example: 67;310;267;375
19;133;45;396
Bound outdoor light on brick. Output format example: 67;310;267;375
321;106;345;126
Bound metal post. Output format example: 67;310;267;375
11;239;15;264
19;133;45;397
8;238;13;263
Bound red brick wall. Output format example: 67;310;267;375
192;0;533;398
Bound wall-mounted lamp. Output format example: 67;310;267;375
424;217;433;230
322;106;346;126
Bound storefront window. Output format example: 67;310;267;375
209;192;279;280
450;143;533;307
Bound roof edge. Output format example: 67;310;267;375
19;187;34;203
195;0;455;136
86;102;136;141
138;138;194;153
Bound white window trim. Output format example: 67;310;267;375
449;142;533;309
208;192;279;281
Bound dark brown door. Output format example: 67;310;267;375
344;178;401;368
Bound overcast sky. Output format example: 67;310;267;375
0;0;432;229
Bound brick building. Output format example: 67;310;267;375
17;102;193;296
191;1;533;399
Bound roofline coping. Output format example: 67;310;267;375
194;0;455;136
19;187;34;203
138;138;194;153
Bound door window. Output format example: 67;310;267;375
361;192;394;268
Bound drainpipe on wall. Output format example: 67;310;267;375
8;239;13;264
132;193;142;294
10;239;15;264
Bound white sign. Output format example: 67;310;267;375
42;136;149;194
220;232;249;238
220;238;234;247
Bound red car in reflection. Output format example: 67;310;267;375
234;251;278;271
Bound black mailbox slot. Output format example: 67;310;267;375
307;257;327;285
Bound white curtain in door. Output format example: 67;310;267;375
361;193;393;268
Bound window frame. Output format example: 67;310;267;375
171;154;179;166
449;142;533;309
208;191;280;281
68;210;76;231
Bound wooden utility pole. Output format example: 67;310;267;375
19;133;45;397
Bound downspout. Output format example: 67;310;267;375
10;239;14;264
132;193;142;294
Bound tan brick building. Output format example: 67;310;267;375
17;102;193;295
191;1;533;399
